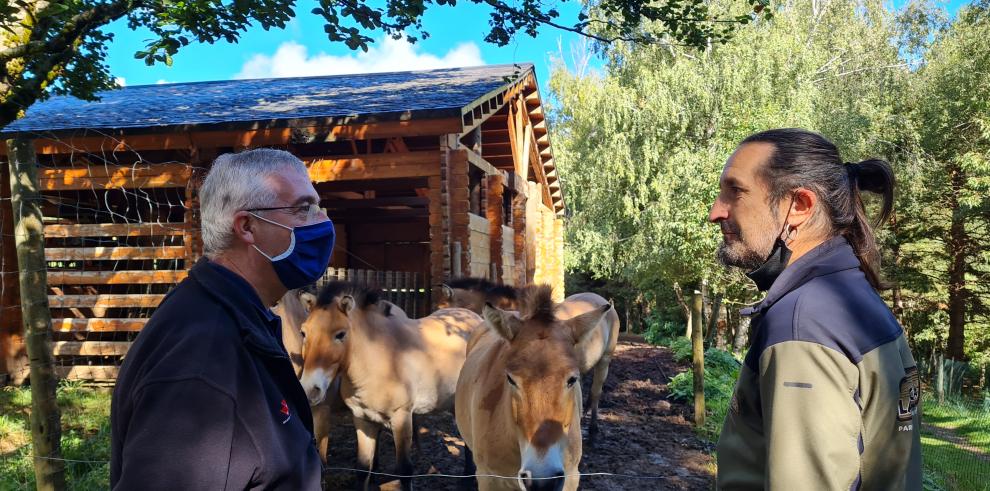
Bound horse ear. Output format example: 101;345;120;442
339;295;355;314
299;292;317;312
483;302;521;341
442;284;454;301
566;304;610;345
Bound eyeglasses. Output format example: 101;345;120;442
246;202;323;220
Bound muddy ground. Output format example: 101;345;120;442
321;337;715;490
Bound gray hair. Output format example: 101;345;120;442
199;148;309;257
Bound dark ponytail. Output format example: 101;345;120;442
844;159;895;289
740;129;895;290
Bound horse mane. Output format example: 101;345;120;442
447;277;518;300
519;284;556;324
314;281;383;310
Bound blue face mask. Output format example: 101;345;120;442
250;213;335;290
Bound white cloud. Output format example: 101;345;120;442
114;77;126;87
234;37;484;79
155;79;171;85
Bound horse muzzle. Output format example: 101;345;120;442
518;445;566;491
299;366;334;405
518;469;565;491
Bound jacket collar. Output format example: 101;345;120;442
740;235;861;317
188;257;288;358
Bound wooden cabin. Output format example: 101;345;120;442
0;64;565;383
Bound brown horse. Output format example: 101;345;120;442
455;285;612;491
442;278;620;445
298;282;483;490
272;286;342;463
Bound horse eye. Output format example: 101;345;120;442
566;376;578;388
506;373;518;388
334;331;347;341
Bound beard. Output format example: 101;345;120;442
717;216;780;271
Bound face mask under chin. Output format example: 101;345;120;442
745;237;793;292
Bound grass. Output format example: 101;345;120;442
0;381;112;491
920;394;990;491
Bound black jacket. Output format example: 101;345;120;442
111;258;322;490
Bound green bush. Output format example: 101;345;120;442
669;337;694;362
642;313;683;346
667;348;742;443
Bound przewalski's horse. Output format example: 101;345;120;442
272;286;340;463
456;285;612;491
272;286;317;376
442;278;621;445
298;281;483;490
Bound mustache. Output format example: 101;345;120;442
720;222;740;235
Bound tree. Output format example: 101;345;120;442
0;0;771;131
549;0;906;332
902;0;990;361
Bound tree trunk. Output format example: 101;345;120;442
673;282;692;338
946;165;967;361
705;293;723;348
733;315;751;354
8;138;65;491
691;291;705;428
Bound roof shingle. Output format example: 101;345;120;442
2;63;532;136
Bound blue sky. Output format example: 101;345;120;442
104;0;971;94
105;0;589;94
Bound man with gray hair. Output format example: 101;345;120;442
111;148;333;490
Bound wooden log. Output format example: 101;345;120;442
52;341;131;356
48;294;166;309
7;137;65;488
44;222;189;238
306;151;441;183
51;318;148;332
45;246;187;261
47;270;187;285
39;164;191;191
54;366;120;381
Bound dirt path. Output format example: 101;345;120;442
921;423;990;463
321;339;715;490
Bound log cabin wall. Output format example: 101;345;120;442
0;64;565;382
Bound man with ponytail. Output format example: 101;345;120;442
709;128;921;490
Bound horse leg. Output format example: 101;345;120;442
586;355;612;448
390;411;415;491
313;401;332;463
353;416;381;491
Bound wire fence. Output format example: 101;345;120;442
2;133;989;490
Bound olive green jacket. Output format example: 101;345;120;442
717;238;922;490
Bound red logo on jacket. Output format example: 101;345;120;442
279;399;291;424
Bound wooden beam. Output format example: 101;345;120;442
306;151;440;182
53;341;130;356
44;222;189;238
47;270;188;285
322;197;429;209
15;119;464;155
462;148;501;177
39;164;192;191
55;366;119;380
45;246;187;261
460;72;534;135
48;294;166;309
52;318;148;332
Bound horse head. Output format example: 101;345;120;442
483;285;610;491
299;282;387;405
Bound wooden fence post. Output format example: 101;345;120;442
692;290;705;428
7;138;65;490
937;353;945;404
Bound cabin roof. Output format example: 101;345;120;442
1;64;533;136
